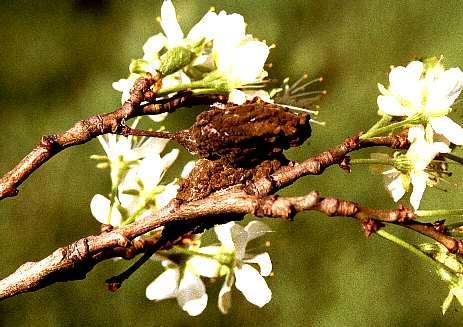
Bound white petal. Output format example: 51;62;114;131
187;10;218;43
244;221;272;242
426;67;463;110
181;161;196;178
228;89;247;105
386;175;407;202
148;112;169;123
187;255;222;278
234;264;271;307
90;194;122;225
145;268;180;300
377;95;408;116
218;273;235;314
155;183;179;209
214;222;237;250
228;40;269;84
177;270;208;316
137;154;165;190
430;116;463;145
160;0;184;47
136;137;170;157
230;224;248;259
410;171;428;210
162;149;180;170
452;287;463;306
407;125;425;143
243;252;272;276
213;12;246;50
143;33;166;61
90;194;110;224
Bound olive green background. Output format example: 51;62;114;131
1;0;463;326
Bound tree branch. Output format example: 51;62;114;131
0;75;227;200
2;130;460;300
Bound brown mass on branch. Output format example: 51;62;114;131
189;100;311;163
121;99;311;165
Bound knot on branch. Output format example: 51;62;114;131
433;220;446;234
343;135;360;150
394;205;415;223
254;192;320;220
65;238;91;262
362;219;384;237
39;135;60;153
391;132;410;149
255;195;294;219
121;73;161;115
339;156;351;173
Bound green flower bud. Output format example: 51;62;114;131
159;46;194;76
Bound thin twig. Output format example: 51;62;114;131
0;80;226;200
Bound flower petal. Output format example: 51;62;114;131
160;0;184;47
386;174;407;202
410;171;428;210
243;252;272;276
148;112;169;123
430;116;463;145
181;161;196;178
187;255;222;278
143;33;166;61
228;89;247;105
218;272;235;314
442;289;454;315
136;137;170;157
90;194;122;226
244;221;272;242
155;183;179;209
177;270;208;316
452;287;463;306
234;264;271;307
377;95;408;116
187;10;218;43
145;268;179;300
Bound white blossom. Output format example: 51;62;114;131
114;1;271;106
146;259;208;316
377;59;463;144
211;221;273;313
96;132;169;188
382;125;449;210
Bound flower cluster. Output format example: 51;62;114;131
90;118;194;226
375;125;450;210
145;221;273;316
367;58;463;210
113;0;271;106
420;243;463;314
377;58;463;144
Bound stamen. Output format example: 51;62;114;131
309;118;326;126
292;90;327;99
290;77;323;94
288;74;308;91
281;103;319;115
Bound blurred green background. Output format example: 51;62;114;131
1;0;463;326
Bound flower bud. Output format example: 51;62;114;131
159;46;194;76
